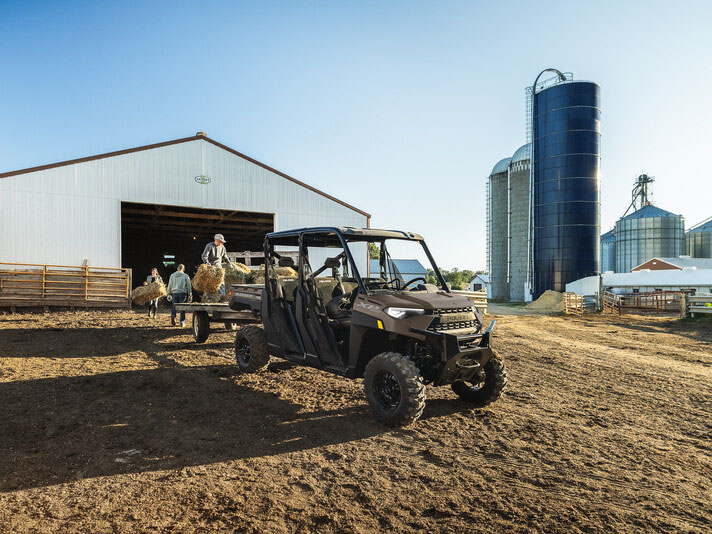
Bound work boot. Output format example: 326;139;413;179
180;321;186;328
171;316;176;326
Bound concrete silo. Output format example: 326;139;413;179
487;157;511;300
600;229;616;272
686;217;712;258
615;205;685;272
508;143;530;301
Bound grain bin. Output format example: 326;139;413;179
615;205;685;272
686;217;712;258
600;229;616;272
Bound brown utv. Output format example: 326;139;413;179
229;227;506;426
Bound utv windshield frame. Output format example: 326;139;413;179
264;226;450;295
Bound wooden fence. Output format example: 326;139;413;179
0;262;131;309
564;293;584;316
452;289;488;314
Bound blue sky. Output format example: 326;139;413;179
1;1;710;270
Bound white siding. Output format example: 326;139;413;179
0;139;367;268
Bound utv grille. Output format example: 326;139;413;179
428;307;478;332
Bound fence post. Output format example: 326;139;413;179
42;265;46;299
84;266;89;302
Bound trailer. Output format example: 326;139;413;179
173;302;258;343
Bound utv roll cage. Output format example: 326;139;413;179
264;226;450;294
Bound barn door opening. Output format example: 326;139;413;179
121;202;274;283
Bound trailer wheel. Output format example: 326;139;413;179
192;311;210;343
224;321;239;331
234;326;270;373
363;352;426;426
451;352;507;406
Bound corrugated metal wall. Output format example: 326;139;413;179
0;139;368;269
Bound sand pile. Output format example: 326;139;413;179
192;265;225;293
224;263;251;287
526;290;564;312
131;281;167;305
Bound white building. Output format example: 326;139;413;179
0;133;370;277
566;269;712;296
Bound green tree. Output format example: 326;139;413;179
368;242;380;260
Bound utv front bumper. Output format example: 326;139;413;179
410;320;496;386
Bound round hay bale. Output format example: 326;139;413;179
131;281;167;305
192;264;225;293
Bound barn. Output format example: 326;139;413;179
0;132;370;283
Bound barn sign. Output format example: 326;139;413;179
195;175;211;184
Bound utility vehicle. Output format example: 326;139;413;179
229;227;507;426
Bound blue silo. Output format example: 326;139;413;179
531;79;601;297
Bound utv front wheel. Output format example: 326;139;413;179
234;326;270;373
364;352;426;426
451;352;507;406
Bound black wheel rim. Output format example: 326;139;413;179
237;338;251;365
374;370;401;411
463;371;486;392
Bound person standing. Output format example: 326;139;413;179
166;264;192;327
145;267;163;319
202;233;232;295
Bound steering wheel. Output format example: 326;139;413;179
366;278;400;290
400;277;427;291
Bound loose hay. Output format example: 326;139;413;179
200;292;228;303
131;281;167;305
224;262;251;288
248;266;298;285
192;264;225;293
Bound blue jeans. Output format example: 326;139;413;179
171;292;188;321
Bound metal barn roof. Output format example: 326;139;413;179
0;133;370;218
634;257;712;270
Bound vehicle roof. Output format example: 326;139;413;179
266;226;423;242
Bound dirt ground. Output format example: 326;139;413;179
0;307;710;533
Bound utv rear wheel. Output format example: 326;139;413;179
364;352;426;426
234;326;270;373
451;352;507;406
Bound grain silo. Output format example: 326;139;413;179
686;217;712;258
487;157;511;300
508;143;530;301
615;205;685;272
600;229;616;272
530;75;601;297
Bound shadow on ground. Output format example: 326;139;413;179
0;364;395;491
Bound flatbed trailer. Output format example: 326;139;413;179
173;302;258;343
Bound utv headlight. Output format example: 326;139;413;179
385;307;426;319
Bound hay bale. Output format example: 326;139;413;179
224;262;251;287
247;265;297;285
192;264;225;293
131;281;167;305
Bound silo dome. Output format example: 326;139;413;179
511;143;531;164
491;157;512;175
615;204;685;272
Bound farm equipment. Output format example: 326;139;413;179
229;227;506;426
173;302;257;342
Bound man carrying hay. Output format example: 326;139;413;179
201;233;231;295
166;264;192;327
